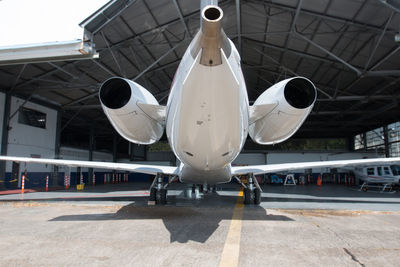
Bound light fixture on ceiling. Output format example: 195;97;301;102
395;33;400;43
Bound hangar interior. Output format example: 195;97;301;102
0;0;400;189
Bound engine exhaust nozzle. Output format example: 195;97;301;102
202;6;223;35
197;5;229;66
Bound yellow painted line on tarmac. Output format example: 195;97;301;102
218;190;244;267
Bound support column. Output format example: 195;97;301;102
52;109;62;186
363;132;368;151
88;124;95;180
77;167;81;185
112;133;118;184
383;126;390;158
144;145;147;161
112;132;118;163
0;93;11;187
347;136;355;152
129;142;134;161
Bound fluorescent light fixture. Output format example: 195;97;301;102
395;33;400;43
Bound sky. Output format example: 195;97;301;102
0;0;109;47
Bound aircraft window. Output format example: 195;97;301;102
384;167;391;175
391;165;400;176
367;168;375;175
377;167;382;176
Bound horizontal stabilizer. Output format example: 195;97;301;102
249;103;278;124
137;103;166;125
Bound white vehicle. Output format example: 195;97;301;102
1;4;400;205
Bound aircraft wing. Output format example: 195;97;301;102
231;157;400;175
0;156;179;176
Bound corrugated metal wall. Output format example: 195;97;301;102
6;96;58;172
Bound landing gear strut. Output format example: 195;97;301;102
149;173;174;205
199;183;217;193
238;174;262;205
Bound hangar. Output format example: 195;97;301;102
1;1;400;266
1;0;399;188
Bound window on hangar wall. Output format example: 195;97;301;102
388;122;400;157
18;107;47;129
366;128;384;149
354;121;400;157
354;134;365;150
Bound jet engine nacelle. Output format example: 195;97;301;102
249;77;317;145
99;77;164;145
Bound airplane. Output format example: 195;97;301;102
1;4;400;205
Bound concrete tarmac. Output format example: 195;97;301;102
0;183;399;266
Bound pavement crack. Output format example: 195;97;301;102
343;248;365;267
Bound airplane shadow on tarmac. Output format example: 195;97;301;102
49;194;293;243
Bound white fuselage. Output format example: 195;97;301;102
166;38;248;183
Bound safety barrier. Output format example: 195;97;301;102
21;174;25;194
46;175;49;192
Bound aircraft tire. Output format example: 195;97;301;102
254;188;261;205
155;189;163;204
243;188;251;204
160;189;167;204
150;188;157;201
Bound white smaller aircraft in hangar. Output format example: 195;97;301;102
1;4;400;205
345;165;400;192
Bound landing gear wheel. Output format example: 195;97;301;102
156;189;167;205
243;188;261;205
362;186;368;192
150;188;157;201
160;189;167;204
254;188;261;205
211;185;217;193
150;173;168;205
243;188;251;205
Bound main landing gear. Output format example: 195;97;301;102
149;173;177;205
199;183;217;193
235;174;262;205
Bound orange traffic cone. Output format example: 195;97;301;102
317;174;322;186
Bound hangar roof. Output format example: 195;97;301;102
1;0;399;144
